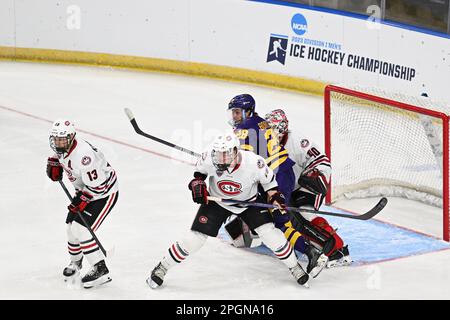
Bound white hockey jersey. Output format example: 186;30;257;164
195;149;278;214
283;129;331;190
56;139;118;200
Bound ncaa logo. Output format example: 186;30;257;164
217;180;242;196
291;13;308;36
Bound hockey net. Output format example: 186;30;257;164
324;85;450;241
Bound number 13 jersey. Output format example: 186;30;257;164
56;139;118;200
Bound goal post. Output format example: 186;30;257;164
324;85;450;241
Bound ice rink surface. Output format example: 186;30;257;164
1;61;450;299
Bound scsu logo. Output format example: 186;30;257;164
291;13;307;35
217;181;242;196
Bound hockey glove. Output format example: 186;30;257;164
188;176;208;204
68;191;93;214
268;191;286;210
298;168;328;196
46;157;63;181
268;191;290;226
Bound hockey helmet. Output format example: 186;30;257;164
227;94;256;126
265;109;289;136
211;132;240;172
49;119;76;154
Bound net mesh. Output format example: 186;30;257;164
328;86;449;209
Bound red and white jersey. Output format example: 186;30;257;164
283;129;331;190
56;139;118;201
196;149;278;214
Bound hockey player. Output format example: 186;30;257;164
227;94;328;274
264;109;351;267
46;119;119;288
147;132;311;289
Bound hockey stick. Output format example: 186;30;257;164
207;196;387;221
123;108;389;220
124;108;201;158
59;180;111;258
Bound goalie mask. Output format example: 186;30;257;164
211;133;240;172
265;109;289;138
49;119;76;155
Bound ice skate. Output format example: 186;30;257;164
290;263;309;288
146;262;168;289
327;245;352;268
305;245;328;278
81;260;112;289
63;257;82;281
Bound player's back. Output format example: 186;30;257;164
235;115;294;173
284;129;330;189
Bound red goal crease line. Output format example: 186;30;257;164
0;104;196;166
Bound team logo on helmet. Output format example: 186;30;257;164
81;156;92;166
218;180;242;196
301;139;310;148
199;216;208;224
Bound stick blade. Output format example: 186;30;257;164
360;197;388;220
124;107;135;121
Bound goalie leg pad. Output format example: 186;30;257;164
224;217;253;248
224;216;244;240
311;217;344;256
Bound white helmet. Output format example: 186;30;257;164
211;132;240;171
49;119;76;154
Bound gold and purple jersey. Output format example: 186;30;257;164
234;114;295;174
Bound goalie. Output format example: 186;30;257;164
264;109;351;267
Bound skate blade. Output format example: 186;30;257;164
310;255;329;278
327;256;353;268
83;275;112;289
63;270;81;287
146;277;161;289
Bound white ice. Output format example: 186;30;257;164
1;61;449;299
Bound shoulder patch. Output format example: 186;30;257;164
81;156;92;166
301;139;310;148
257;158;265;169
